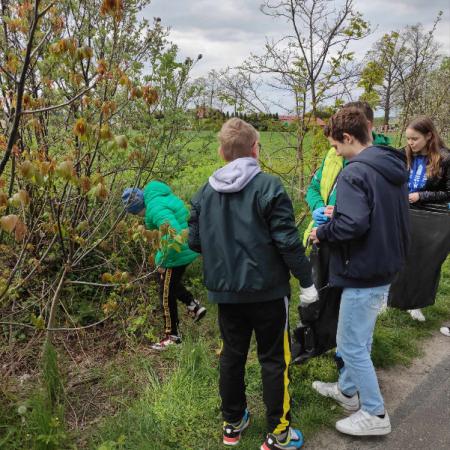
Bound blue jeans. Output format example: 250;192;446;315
337;285;390;416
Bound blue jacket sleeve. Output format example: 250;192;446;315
316;171;371;243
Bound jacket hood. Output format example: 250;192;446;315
143;180;172;201
372;131;391;146
350;145;408;186
209;157;261;193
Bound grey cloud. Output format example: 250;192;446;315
143;0;450;78
145;0;289;41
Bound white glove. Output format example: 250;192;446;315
299;284;318;305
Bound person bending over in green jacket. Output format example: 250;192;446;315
303;101;391;246
189;118;317;449
122;181;206;351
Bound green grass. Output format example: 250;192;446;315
88;338;340;450
86;261;449;450
1;342;67;450
169;130;327;205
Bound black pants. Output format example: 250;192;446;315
158;265;194;336
218;298;291;433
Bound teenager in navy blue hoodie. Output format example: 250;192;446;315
309;108;409;437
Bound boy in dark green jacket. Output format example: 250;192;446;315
189;118;316;449
122;181;206;350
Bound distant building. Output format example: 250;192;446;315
279;115;297;123
195;106;224;119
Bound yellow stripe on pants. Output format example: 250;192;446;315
273;296;291;434
162;268;172;334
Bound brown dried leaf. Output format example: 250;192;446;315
14;220;28;242
73;118;87;137
0;191;8;208
0;214;19;233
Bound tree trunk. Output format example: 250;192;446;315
383;74;392;127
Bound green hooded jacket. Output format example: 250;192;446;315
143;181;199;268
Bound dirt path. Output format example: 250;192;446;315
307;332;450;449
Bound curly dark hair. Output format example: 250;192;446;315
324;107;371;144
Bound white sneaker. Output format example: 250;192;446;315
187;299;207;322
312;381;360;411
440;326;450;337
336;410;391;436
408;309;426;322
150;335;181;351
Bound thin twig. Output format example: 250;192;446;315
65;268;158;288
21;80;98;115
29;28;52;61
37;1;55;19
0;313;114;332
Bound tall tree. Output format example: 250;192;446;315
359;31;408;125
407;56;450;139
241;0;370;195
360;14;442;134
394;16;442;142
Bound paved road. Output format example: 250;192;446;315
307;335;450;450
371;352;450;450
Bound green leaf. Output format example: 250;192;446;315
30;314;45;330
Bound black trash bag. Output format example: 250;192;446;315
292;242;342;364
389;204;450;310
298;300;321;323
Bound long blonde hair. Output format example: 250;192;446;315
406;116;446;179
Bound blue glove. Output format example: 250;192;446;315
312;207;329;225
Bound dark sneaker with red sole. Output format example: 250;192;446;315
223;409;250;446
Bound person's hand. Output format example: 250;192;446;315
312;207;329;225
324;205;334;218
310;228;319;243
299;284;319;304
309;227;320;244
409;192;420;203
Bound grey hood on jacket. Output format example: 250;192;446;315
209;157;261;193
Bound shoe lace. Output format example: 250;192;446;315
351;410;374;426
223;421;240;435
268;428;295;446
188;300;199;310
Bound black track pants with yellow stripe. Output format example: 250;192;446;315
218;297;291;433
158;265;194;336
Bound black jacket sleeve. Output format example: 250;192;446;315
265;184;313;288
317;171;371;243
418;151;450;203
188;195;202;254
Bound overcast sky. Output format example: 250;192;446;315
142;0;450;112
